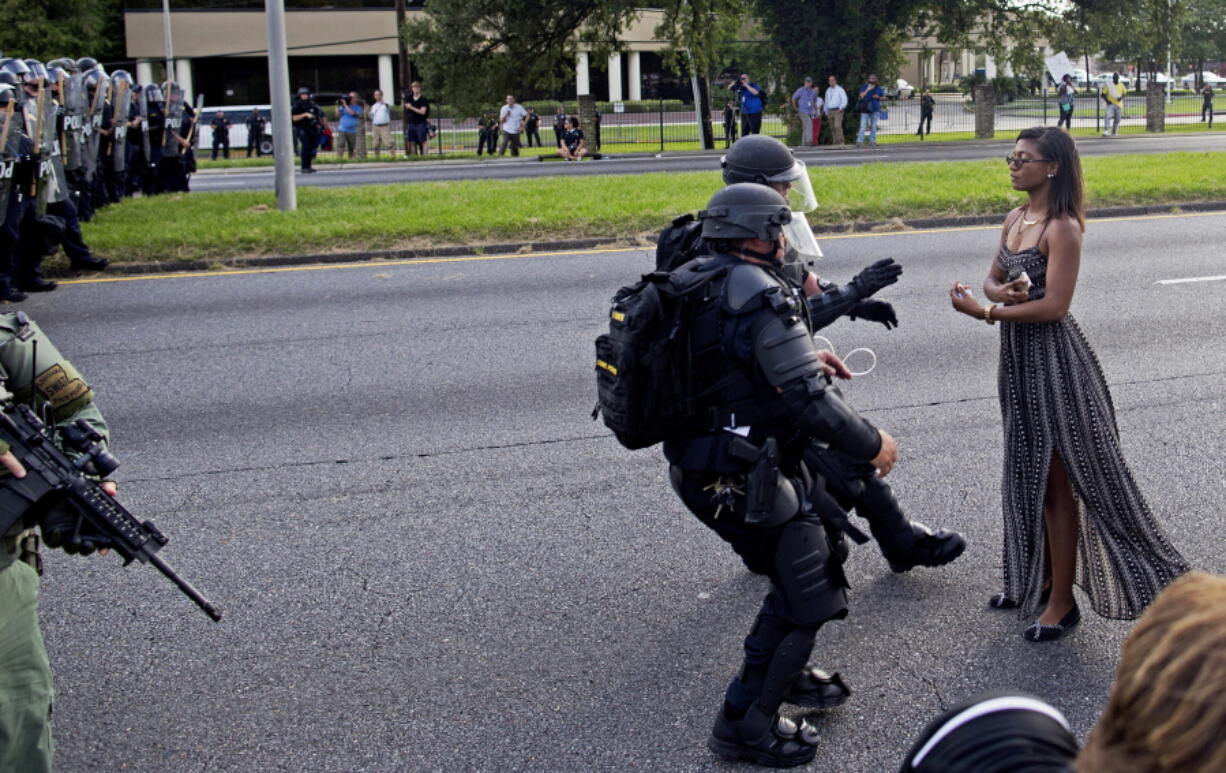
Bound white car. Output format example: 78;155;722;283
1181;71;1226;89
1091;73;1131;89
889;79;915;99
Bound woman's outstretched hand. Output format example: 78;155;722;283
950;282;984;318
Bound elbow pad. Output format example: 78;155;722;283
752;309;881;460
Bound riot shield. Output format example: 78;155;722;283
34;95;69;210
111;78;129;173
0;101;20;227
161;84;185;159
139;85;152;163
62;70;87;171
82;73;108;181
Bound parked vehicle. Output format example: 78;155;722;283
1180;71;1226;89
1091;73;1132;89
888;78;915;99
195;105;274;156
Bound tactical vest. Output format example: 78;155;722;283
663;256;804;472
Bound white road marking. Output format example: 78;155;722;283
1156;274;1226;285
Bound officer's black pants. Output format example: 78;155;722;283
212;137;230;160
47;199;92;263
296;129;318;170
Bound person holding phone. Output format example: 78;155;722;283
948;126;1188;642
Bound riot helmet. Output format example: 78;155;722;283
144;84;164;103
76;57;102;74
698;183;792;243
111;69;133;88
47;57;78;74
22;60;47;82
0;83;14;106
0;71;17;88
721;135;817;213
0;58;31;84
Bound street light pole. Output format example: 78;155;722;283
265;0;297;211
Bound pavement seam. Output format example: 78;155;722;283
57;200;1226;278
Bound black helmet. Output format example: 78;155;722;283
22;60;47;84
722;135;802;185
0;71;17;88
76;57;102;74
698;183;793;242
0;83;15;106
84;69;108;91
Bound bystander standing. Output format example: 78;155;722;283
336;93;362;158
729;72;765;135
1202;82;1215;126
916;91;934;139
1056;74;1075;130
824;75;848;145
790;76;823;146
369;89;393;158
552;106;567;147
497;94;528;156
404;81;431;155
855;74;884;147
1100;73;1125;136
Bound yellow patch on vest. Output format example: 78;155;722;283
34;363;91;409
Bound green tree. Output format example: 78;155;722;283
402;0;640;116
1;0;114;62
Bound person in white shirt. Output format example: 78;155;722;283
369;89;393;158
497;94;529;157
824;75;849;145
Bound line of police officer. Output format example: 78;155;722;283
0;55;204;302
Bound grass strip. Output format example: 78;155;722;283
80;151;1226;264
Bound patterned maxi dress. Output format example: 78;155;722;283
994;241;1190;620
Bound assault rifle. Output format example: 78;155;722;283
0;398;222;621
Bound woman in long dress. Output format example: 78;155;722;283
948;126;1188;642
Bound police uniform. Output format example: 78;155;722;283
0;312;109;773
665;184;887;767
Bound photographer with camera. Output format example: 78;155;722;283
335;91;362;159
730;72;766;136
291;86;323;173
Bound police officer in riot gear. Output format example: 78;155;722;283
666;183;900;767
658;134;964;575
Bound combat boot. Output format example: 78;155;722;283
784;667;850;709
708;704;819;768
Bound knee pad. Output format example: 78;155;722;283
774;520;847;627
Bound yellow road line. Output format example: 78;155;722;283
61;209;1223;285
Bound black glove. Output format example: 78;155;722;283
39;501;105;556
848;299;899;329
850;258;902;298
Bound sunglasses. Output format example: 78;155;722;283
1005;156;1053;168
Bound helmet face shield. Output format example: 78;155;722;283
772;160;817;213
782;212;823;263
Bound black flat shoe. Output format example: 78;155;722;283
1023;604;1080;643
70;255;109;271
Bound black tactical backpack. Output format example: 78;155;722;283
593;260;726;450
654;213;705;273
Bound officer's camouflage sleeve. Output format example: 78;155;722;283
0;316;110;450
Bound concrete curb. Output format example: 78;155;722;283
54;200;1226;278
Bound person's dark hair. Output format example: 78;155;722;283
567;116;580;129
1016;125;1085;232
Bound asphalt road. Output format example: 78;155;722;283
193;132;1226;192
24;211;1226;772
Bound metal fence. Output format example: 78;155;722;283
310;90;1220;159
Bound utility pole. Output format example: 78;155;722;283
265;0;296;211
395;0;411;154
161;0;174;82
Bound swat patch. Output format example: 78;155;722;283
34;362;92;410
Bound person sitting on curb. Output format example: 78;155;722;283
559;116;587;161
